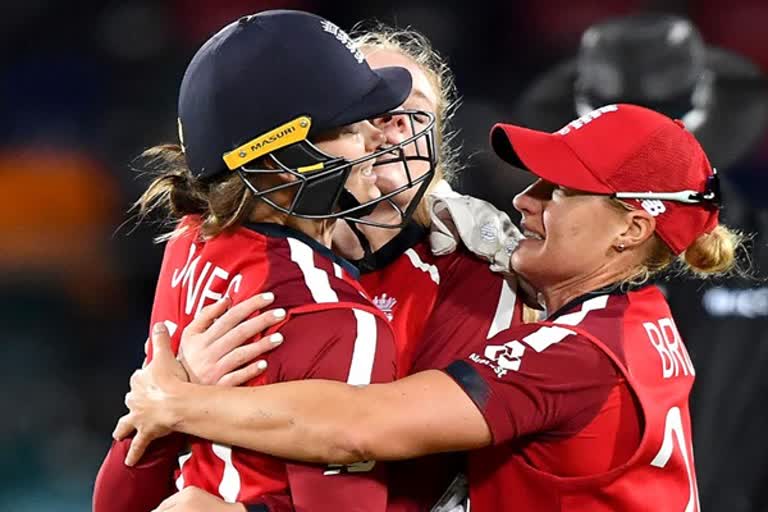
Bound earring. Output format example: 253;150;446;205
616;243;626;252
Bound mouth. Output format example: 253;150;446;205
360;165;376;179
522;229;544;241
520;222;544;241
374;145;402;165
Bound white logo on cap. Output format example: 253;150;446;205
557;104;619;135
320;20;364;64
641;199;667;216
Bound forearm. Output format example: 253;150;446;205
93;434;185;512
169;379;369;464
166;370;490;463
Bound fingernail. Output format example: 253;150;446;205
153;322;167;335
261;292;275;302
257;360;268;370
273;308;286;319
268;333;284;345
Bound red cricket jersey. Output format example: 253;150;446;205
96;218;396;512
357;224;525;512
446;285;700;512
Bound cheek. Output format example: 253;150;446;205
375;164;408;188
345;169;381;200
345;140;369;162
544;211;613;266
408;131;430;161
316;137;367;161
543;205;591;244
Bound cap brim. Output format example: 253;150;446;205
325;66;412;127
490;123;613;194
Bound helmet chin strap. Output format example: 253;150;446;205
345;219;377;273
333;188;378;272
337;187;378;220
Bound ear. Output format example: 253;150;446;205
616;209;656;250
258;156;296;183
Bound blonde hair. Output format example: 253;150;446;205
608;199;748;286
682;225;746;277
352;24;461;226
132;144;265;240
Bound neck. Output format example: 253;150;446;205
538;262;639;314
332;205;405;260
254;210;335;248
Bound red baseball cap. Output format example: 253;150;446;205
491;104;720;255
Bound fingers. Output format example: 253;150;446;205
151;322;174;361
112;413;136;440
203;293;277;342
125;431;153;467
211;309;286;355
217;358;269;387
214;333;282;380
129;368;145;391
142;337;150;368
185;296;231;336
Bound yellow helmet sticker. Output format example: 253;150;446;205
296;162;325;174
223;116;312;170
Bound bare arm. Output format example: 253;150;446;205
117;314;491;466
168;369;491;464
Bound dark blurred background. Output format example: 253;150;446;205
2;1;767;510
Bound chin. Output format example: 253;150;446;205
375;165;408;187
511;251;540;280
365;187;382;202
376;180;407;196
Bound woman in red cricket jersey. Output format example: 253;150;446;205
92;10;440;512
114;27;534;512
119;104;746;512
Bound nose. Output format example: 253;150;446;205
361;121;387;152
371;112;410;143
512;179;546;216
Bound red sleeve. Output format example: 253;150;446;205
443;323;620;444
412;251;522;371
93;434;186;512
264;308;395;511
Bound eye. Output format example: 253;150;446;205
412;112;430;125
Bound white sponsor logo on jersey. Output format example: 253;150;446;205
480;340;527;377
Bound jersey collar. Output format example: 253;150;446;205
353;221;428;274
245;222;360;280
546;281;654;321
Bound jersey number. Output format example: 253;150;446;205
162;319;242;503
650;407;700;512
176;444;241;502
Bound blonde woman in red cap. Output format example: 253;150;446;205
120;104;742;512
